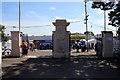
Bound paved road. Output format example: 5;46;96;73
2;50;120;79
2;50;96;67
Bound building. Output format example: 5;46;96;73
28;35;52;50
28;35;52;43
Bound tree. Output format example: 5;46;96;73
71;36;85;40
108;1;120;37
0;24;6;41
71;32;85;40
0;24;5;31
71;32;80;35
108;1;120;27
91;1;115;31
92;2;115;10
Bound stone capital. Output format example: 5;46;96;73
53;19;70;27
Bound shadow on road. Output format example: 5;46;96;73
2;56;120;79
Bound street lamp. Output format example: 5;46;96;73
100;3;107;31
84;1;89;52
104;10;106;31
19;0;21;32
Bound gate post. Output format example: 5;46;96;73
102;31;113;58
52;19;70;58
0;35;2;79
11;31;22;57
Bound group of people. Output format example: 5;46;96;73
39;43;52;50
21;40;53;57
72;41;87;52
21;39;103;57
73;40;103;55
34;41;52;50
21;40;36;57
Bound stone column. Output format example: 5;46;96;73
0;36;2;79
102;31;113;58
52;19;70;58
11;31;22;57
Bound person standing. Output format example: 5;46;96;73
95;41;102;57
75;42;80;52
21;40;28;57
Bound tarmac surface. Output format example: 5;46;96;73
2;50;120;79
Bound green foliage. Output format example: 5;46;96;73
91;2;115;10
0;24;6;41
71;32;85;40
71;36;85;40
71;32;80;35
0;24;5;31
108;1;120;27
91;1;115;27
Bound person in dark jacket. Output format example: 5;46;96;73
95;41;102;57
75;42;80;52
21;40;28;57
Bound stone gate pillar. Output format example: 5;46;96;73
0;35;2;79
11;31;22;57
52;19;70;58
102;31;113;58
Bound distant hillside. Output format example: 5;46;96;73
71;32;86;40
71;32;84;36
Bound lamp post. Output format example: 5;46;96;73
0;31;1;80
84;1;89;52
19;0;21;32
104;10;106;31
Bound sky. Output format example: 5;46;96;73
1;1;117;36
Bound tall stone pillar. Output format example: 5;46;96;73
0;36;2;79
52;19;70;58
11;31;22;57
102;31;113;58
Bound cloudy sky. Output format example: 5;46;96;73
1;1;117;36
